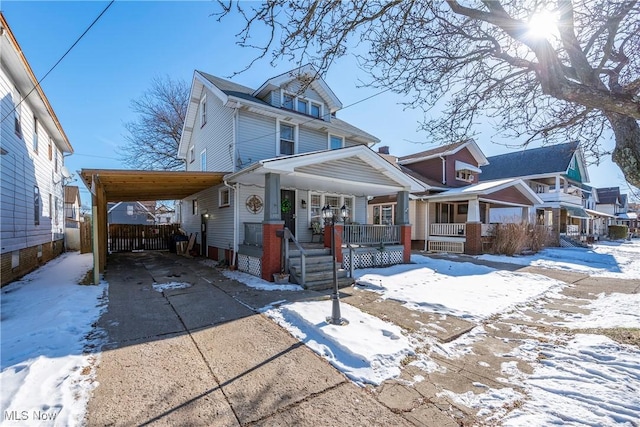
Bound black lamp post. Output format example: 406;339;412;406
322;204;348;325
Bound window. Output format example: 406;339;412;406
435;203;454;223
54;196;59;225
127;205;134;216
200;149;207;171
34;186;40;225
189;146;195;163
310;194;322;224
54;149;59;173
219;188;230;207
192;199;198;215
14;87;22;138
33;116;39;153
310;103;321;118
49;193;53;218
282;93;294;110
297;99;308;114
48;139;52;160
455;169;473;182
329;135;343;150
200;94;207;127
280;123;295;155
310;193;354;223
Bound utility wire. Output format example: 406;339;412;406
1;1;115;124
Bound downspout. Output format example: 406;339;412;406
223;179;239;268
440;155;446;185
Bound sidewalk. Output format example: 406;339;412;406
86;252;411;426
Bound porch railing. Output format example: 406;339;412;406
343;224;401;246
430;223;466;237
244;222;262;246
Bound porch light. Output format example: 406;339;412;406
322;204;347;326
301;199;307;209
340;204;348;221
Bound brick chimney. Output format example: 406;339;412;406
378;146;390;155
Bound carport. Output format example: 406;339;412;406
80;169;225;284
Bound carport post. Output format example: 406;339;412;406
91;175;100;285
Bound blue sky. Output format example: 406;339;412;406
2;1;633;205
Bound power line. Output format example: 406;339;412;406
1;1;115;124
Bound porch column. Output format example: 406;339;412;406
551;207;561;246
395;191;411;262
465;198;482;255
323;223;344;263
521;206;531;223
262;173;284;282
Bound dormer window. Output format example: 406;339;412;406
281;91;324;120
310;103;321;118
297;99;308;114
283;93;294;110
456;170;474;182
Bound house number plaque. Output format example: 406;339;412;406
246;195;264;214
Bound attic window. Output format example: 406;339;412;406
310;103;321;118
456;170;474;182
297;99;308;114
200;94;207;127
282;93;294;110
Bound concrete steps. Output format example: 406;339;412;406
287;248;353;291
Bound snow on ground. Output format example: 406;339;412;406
477;239;640;279
221;269;303;291
0;252;107;427
152;282;192;292
356;255;565;321
262;300;414;386
555;292;640;329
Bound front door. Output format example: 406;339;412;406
281;190;296;236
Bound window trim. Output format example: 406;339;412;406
200;94;207;127
329;134;344;150
308;193;355;223
192;199;198;215
455;169;473;183
189;146;195;163
310;102;322;118
34;186;40;226
33;116;39;153
218;187;231;208
200;148;207;171
277;120;297;156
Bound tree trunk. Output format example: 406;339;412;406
606;113;640;189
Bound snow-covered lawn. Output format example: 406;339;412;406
1;253;107;426
478;239;640;279
255;243;640;425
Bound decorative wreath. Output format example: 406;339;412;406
281;198;292;213
246;195;264;214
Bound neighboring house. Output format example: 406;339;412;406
1;13;74;286
480;142;592;244
581;184;612;238
107;201;155;225
177;65;420;283
598;188;638;234
64;185;82;250
155;203;176;224
369;140;543;254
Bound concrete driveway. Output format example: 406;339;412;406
86;252;411;426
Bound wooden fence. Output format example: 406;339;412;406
80;220;92;254
108;224;181;252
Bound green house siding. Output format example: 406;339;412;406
567;156;582;182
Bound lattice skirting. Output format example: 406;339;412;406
428;240;464;254
343;248;404;269
237;254;261;277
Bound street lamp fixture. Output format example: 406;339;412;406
322;204;347;325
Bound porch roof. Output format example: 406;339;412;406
418;178;542;206
584;208;615;218
224;145;425;197
563;205;590;219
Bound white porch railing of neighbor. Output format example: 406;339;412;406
343;224;401;245
430;223;466;237
565;224;580;236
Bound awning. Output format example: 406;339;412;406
564;206;590;219
455;160;482;173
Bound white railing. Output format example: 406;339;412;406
343;224;400;245
565;224;580;236
428;240;464;253
430;223;466;237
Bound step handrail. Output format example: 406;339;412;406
283;227;307;286
332;225;355;278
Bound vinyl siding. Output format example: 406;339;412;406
236;110;277;166
238;184;264;244
298;126;327;153
1;64;65;254
186;87;234;172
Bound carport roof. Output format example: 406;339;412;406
79;169;226;202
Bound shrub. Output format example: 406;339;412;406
491;222;551;255
608;225;629;240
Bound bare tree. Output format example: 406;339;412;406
216;0;640;187
119;76;189;171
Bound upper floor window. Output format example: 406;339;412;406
200;149;207;171
54;149;59;173
297;99;308;114
192;199;198;215
310;103;321;118
189;146;195;163
33;116;39;153
329;135;343;150
282;93;294;110
280;123;295;156
455;170;473;182
200;94;207;127
14;87;22;139
48;139;53;160
219;188;230;207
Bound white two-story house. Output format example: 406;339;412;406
1;13;73;285
177;65;420;284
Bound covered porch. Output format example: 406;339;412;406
419;179;543;254
224;145;423;283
